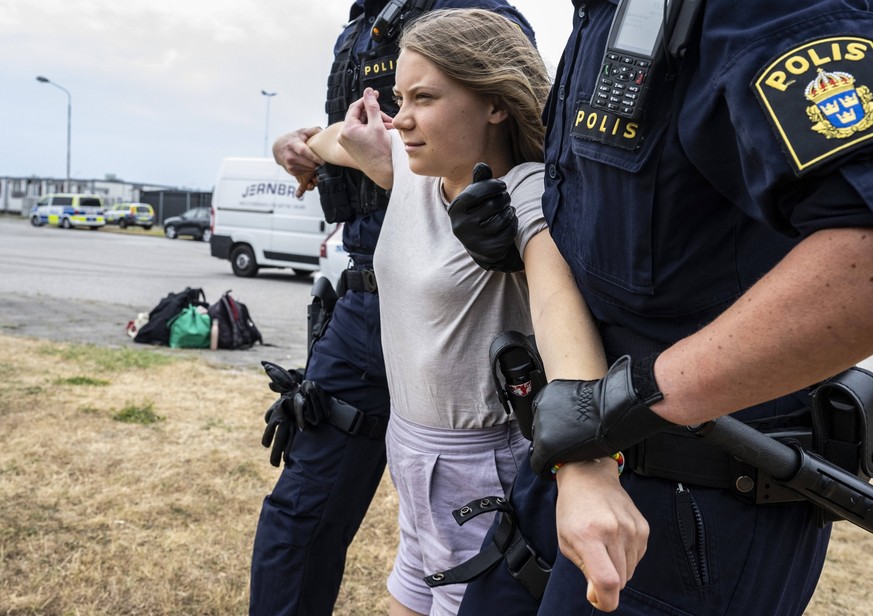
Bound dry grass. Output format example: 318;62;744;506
0;333;870;615
0;334;396;616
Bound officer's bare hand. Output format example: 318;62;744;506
338;88;394;188
272;127;325;197
555;461;649;612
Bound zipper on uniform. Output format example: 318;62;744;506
675;482;710;587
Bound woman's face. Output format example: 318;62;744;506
391;49;504;186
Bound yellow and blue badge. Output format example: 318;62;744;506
754;36;873;175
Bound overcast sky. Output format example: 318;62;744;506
0;1;570;192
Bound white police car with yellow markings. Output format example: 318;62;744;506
30;193;106;229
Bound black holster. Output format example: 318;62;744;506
809;366;873;523
307;276;338;352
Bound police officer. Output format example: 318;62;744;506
249;2;534;615
458;0;873;614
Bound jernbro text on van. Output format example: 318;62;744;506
242;183;300;198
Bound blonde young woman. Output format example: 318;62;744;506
301;9;648;615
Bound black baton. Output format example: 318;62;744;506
693;416;873;533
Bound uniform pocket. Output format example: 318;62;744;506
563;94;669;301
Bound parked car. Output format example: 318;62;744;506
30;193;105;229
314;223;348;290
163;207;212;241
104;203;155;229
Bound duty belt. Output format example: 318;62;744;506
339;268;378;294
626;424;813;505
327;396;388;440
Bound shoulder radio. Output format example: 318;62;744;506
590;0;704;120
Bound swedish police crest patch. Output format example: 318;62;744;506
753;36;873;175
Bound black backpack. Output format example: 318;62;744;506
134;287;208;346
207;291;263;350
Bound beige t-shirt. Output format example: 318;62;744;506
374;130;547;429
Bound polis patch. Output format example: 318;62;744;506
570;103;644;151
361;54;398;82
753;36;873;175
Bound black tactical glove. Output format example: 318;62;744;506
448;162;525;273
530;355;675;477
261;361;305;467
293;380;331;428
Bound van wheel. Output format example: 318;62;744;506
119;219;128;229
30;216;42;227
61;218;72;229
231;246;259;277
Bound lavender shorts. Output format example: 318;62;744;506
385;413;528;616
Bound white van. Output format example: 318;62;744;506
209;157;333;277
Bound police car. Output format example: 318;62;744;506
314;223;348;289
104;203;155;229
30;193;106;229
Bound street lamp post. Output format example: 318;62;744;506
261;90;277;157
36;76;72;192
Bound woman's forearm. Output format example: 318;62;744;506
307;123;359;169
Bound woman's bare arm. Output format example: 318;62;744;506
524;231;648;613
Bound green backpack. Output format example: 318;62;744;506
168;304;212;349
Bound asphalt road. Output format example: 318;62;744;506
0;214;316;371
3;213;871;375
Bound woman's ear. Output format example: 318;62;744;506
487;97;509;125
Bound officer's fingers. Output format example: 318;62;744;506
299;126;323;141
295;171;317;198
472;162;493;183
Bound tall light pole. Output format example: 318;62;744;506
261;90;277;157
36;76;72;192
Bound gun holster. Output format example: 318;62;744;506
811;366;873;479
307;276;338;351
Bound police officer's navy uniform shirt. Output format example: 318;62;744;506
544;0;873;365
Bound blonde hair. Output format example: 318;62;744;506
399;8;550;164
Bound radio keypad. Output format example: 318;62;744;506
593;54;649;115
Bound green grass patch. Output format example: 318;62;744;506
202;417;232;432
113;401;164;424
39;342;180;372
56;375;110;387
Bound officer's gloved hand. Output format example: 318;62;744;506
448;162;525;272
261;361;305;467
529;356;675;477
293;380;331;429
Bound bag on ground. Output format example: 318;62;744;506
168;305;212;349
134;287;208;345
208;290;263;350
